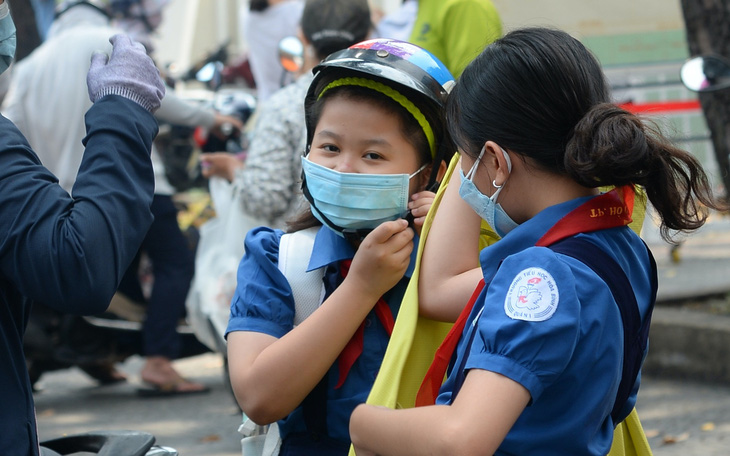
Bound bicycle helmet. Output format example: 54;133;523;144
305;38;455;179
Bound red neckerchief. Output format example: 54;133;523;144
335;259;395;389
415;186;634;406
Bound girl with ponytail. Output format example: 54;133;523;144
350;27;724;456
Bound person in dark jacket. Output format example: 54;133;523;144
0;2;165;453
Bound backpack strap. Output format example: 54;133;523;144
277;226;326;325
548;236;657;423
277;226;330;440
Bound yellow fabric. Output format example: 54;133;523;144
609;408;654;456
349;153;652;456
351;155;462;417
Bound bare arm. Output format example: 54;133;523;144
200;152;243;182
418;157;484;322
350;369;530;456
227;220;414;424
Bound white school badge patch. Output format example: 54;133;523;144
504;267;559;321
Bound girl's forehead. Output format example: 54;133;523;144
312;98;421;163
316;96;401;129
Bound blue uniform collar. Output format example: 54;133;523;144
307;225;418;278
479;195;595;277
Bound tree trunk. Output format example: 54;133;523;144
9;0;42;62
680;0;730;202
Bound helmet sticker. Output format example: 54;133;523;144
350;39;454;88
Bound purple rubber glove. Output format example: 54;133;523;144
87;34;165;112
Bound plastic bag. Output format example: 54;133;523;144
186;176;267;352
239;416;281;456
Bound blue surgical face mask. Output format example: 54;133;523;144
0;5;16;75
301;155;426;237
458;145;519;238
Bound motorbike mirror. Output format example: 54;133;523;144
196;61;224;90
278;36;304;73
680;55;730;92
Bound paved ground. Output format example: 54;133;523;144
642;210;730;302
33;352;730;456
35;354;243;456
638;376;730;456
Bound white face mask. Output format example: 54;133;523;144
458;145;519;238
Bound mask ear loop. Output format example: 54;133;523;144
491;147;512;199
409;163;429;179
465;145;487;181
500;147;513;173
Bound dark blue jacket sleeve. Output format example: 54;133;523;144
0;95;157;314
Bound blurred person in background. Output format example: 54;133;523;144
200;0;372;230
373;0;417;42
374;0;502;78
0;0;166;450
1;0;240;396
243;0;304;103
410;0;501;77
31;0;56;41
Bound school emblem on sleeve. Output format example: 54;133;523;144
504;267;559;321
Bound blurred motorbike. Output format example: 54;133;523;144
40;430;177;456
157;43;257;193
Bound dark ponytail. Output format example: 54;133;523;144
565;103;723;240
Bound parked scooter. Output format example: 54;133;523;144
40;430;177;456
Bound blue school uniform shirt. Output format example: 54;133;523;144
436;195;654;456
226;225;417;444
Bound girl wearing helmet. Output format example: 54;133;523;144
225;38;454;455
349;27;724;456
